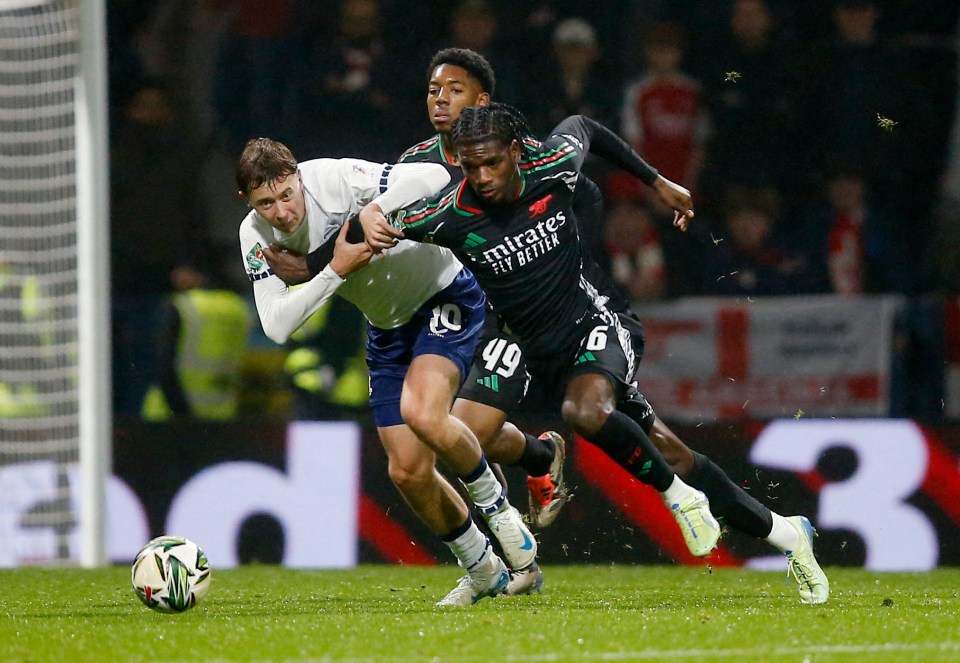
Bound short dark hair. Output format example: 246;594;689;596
235;138;298;195
428;48;496;95
451;103;528;150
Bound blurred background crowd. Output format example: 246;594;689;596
105;0;960;423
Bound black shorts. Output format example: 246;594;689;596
619;383;657;434
525;307;639;405
613;309;656;432
456;310;531;415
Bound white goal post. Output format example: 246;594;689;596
0;0;110;567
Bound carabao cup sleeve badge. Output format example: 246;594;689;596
389;209;406;229
246;242;266;271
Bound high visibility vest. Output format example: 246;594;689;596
284;300;369;409
0;273;53;418
143;289;252;420
0;383;47;418
284;345;369;408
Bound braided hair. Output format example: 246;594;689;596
451;102;532;150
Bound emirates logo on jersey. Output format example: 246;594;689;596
528;194;553;218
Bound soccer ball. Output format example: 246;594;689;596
131;535;211;613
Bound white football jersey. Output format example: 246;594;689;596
238;158;462;342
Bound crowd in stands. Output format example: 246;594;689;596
104;0;960;419
109;0;959;298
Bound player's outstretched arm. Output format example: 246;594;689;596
553;114;694;231
551;114;658;186
364;162;450;252
651;176;695;232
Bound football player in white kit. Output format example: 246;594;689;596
236;138;537;606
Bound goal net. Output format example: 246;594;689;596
0;0;110;566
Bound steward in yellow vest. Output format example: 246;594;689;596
0;269;54;418
284;294;369;418
142;266;252;420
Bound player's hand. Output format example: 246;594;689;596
330;219;373;277
652;175;695;233
262;243;311;285
359;203;403;253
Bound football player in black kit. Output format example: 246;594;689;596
389;50;679;539
361;104;723;562
357;103;829;604
396;49;572;536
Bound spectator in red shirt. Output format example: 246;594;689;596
611;21;708;202
795;165;905;294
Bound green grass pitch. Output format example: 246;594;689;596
1;565;958;662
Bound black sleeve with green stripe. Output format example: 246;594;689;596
551;115;658;187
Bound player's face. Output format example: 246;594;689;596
458;138;522;205
247;171;306;234
427;64;489;133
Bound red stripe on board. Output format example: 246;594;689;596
846;375;880;399
574;436;741;567
359;493;437;565
919;427;960;529
795;469;826;493
717;307;749;380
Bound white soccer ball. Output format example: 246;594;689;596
131;535;212;613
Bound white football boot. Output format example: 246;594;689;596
436;553;509;607
504;563;544;596
486;504;538;571
785;516;830;604
667;489;721;557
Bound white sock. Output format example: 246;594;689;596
443;521;492;571
766;513;800;552
462;460;506;516
660;474;695;506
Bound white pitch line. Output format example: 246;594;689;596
271;640;960;663
502;642;960;661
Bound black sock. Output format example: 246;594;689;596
516;433;554;476
685;452;773;538
588;410;674;491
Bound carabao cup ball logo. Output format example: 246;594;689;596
131;535;212;613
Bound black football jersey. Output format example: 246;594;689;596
395;121;640;323
397;134;463;180
395;132;603;360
